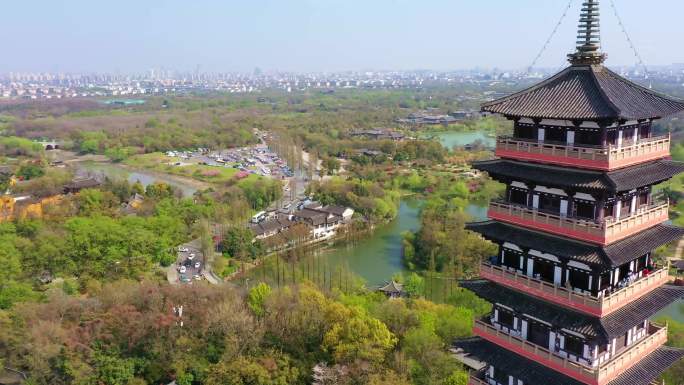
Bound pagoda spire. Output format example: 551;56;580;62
568;0;606;65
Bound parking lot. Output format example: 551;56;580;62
175;240;204;284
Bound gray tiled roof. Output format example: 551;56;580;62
473;159;684;193
482;65;684;121
466;221;684;269
453;337;684;385
460;280;684;343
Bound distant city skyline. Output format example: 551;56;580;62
4;0;684;74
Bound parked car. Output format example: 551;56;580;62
188;253;195;260
178;246;189;252
180;275;192;283
179;266;187;274
193;274;202;281
194;261;201;269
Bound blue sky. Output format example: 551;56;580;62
3;0;683;73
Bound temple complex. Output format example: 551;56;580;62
454;1;684;384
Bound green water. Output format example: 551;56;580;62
246;199;488;288
423;130;496;150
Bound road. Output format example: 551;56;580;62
167;239;206;285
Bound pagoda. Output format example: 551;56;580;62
454;1;684;384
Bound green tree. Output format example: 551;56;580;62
221;226;261;260
323;309;397;365
248;282;272;318
94;352;135;385
404;273;425;297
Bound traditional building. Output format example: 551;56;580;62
455;2;684;385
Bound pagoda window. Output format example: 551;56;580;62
575;129;600;146
567;268;591;291
619;197;632;217
639;123;651;139
623;127;637;145
607;129;618;146
514;124;536;140
538;194;561;214
527;321;550;347
564;335;585;358
603;202;614;220
545;126;565;143
574;200;594;220
599;271;611;292
497;308;515;330
533;258;555;283
509;188;528;206
501;248;520;270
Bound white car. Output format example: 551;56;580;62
179;266;187;274
194;261;201;269
193;274;202;281
188;253;195;260
178;247;188;252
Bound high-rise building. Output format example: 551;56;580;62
454;1;684;385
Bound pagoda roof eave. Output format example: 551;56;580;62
453;337;684;385
482;65;684;122
473;158;684;194
459;280;684;344
466;221;684;269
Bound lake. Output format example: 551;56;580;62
423;130;496;150
246;199;489;288
75;161;199;197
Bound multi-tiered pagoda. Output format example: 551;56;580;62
454;2;684;385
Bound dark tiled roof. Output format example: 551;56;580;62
482;65;684;121
378;281;404;293
64;177;101;191
466;221;603;266
467;221;684;268
608;346;684;385
249;215;294;236
603;225;684;266
453;337;684;385
460;280;684;343
453;337;585;385
473;159;684;193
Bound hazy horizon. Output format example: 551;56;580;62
4;0;684;74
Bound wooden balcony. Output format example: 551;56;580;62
495;135;671;171
473;320;668;385
480;262;670;316
488;200;669;245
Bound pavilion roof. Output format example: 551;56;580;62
473;159;684;193
378;280;404;294
466;221;684;269
482;65;684;121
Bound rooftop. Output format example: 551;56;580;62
453;337;684;385
466;221;684;268
473;158;684;193
460;279;684;343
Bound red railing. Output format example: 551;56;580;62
488;200;669;245
480;262;670;316
473;320;668;385
495;135;670;170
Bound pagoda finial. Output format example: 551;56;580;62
568;0;606;65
